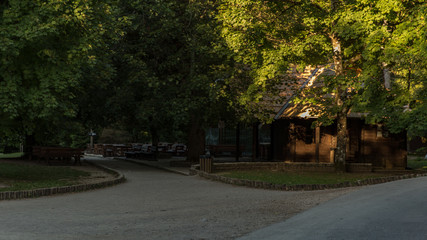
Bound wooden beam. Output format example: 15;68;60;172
315;126;320;163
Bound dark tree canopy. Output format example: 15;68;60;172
0;0;425;160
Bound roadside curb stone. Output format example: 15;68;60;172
190;167;427;191
0;160;126;201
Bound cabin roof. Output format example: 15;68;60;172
273;65;367;120
269;65;331;120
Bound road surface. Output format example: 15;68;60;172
239;175;427;240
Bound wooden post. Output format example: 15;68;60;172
315;126;320;163
330;148;335;163
236;123;240;162
330;135;336;163
290;123;296;162
252;123;259;161
90;129;94;153
270;122;275;161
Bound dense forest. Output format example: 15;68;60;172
0;0;426;164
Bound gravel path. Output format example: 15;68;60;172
0;157;357;240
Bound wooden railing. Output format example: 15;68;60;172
31;146;84;165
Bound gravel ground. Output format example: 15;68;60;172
158;184;357;240
0;158;358;240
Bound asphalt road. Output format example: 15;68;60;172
0;157;353;240
239;175;427;240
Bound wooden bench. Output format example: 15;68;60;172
31;146;84;165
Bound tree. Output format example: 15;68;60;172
217;0;305;124
111;0;228;161
0;0;121;149
361;1;427;138
217;0;426;170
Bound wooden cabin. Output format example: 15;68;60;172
267;66;407;170
206;65;407;170
269;118;407;170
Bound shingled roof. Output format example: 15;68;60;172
270;65;334;120
272;64;369;120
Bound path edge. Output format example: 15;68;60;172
0;160;126;201
190;167;427;191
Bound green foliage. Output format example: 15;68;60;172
216;0;315;123
218;0;427;137
107;0;228;143
407;156;427;170
0;152;24;159
1;0;425;149
0;0;121;146
361;1;427;136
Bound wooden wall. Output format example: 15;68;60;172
273;119;334;163
360;125;407;169
272;118;407;169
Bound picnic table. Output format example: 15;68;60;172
31;146;84;165
93;144;131;157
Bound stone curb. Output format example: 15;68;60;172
0;160;126;201
190;168;427;191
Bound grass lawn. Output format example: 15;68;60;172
0;162;90;192
407;156;427;170
0;152;24;159
218;170;392;185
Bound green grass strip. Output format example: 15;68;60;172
219;170;391;185
0;162;90;192
0;152;24;159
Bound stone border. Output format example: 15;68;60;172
195;161;375;173
0;160;126;201
191;168;427;191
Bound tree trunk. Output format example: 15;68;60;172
24;135;35;160
330;2;348;171
187;115;205;163
335;109;347;171
382;62;391;90
235;123;240;162
331;38;348;171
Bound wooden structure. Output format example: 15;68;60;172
265;66;407;170
209;66;407;170
93;144;131;157
269;118;407;169
31;146;84;165
199;156;213;173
